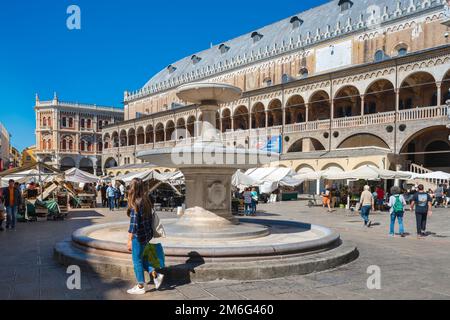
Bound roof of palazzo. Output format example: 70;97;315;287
125;0;445;102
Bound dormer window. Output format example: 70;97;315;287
219;44;230;54
290;16;303;29
339;0;353;12
167;65;177;73
251;31;263;43
191;55;202;64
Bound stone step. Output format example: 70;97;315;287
54;240;358;282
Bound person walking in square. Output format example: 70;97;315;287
100;183;108;208
321;184;333;213
243;188;253;216
2;179;22;230
410;184;432;239
388;186;407;237
359;185;374;227
106;183;116;211
126;178;164;295
250;187;258;216
375;186;385;212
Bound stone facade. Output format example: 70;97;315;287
0;122;11;171
102;0;450;176
35;94;124;175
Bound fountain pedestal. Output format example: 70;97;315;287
54;82;358;281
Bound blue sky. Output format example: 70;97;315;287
0;0;328;151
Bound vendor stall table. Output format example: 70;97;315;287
78;193;96;209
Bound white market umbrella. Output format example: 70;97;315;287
232;170;261;190
323;165;412;181
64;168;99;184
415;171;450;180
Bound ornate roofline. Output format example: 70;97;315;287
124;0;446;103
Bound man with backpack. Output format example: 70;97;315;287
388;186;407;237
410;184;432;239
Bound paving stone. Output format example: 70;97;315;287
1;205;450;300
204;286;246;300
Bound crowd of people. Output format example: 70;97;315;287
234;187;259;216
98;182;126;211
357;184;438;239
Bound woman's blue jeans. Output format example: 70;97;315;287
390;211;405;235
360;205;371;224
244;203;251;215
131;237;154;285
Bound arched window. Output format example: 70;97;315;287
48;140;52;150
62;140;67;150
397;47;407;56
374;50;385;62
80;140;86;151
80;119;85;129
47;117;52;127
299;68;309;79
69;140;73;150
43;117;47;127
62;117;67;127
87;119;92;129
69;118;73;128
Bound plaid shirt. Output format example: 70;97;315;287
128;207;153;244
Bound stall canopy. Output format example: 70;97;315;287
0;169;56;187
64;168;99;184
322;165;412;181
243;167;304;193
232;170;262;191
415;171;450;181
115;170;184;185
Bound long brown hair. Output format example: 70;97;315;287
127;178;153;218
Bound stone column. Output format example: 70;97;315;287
330;100;334;120
361;94;365;116
265;111;269;128
395;89;400;112
394;164;402;187
305;103;309;122
437;82;442;107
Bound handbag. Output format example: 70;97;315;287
143;243;165;269
152;208;166;238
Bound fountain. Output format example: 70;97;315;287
54;83;358;281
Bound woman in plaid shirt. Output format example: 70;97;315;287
126;178;164;295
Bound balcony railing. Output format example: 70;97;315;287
102;105;449;153
397;105;448;122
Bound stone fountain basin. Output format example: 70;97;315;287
71;219;340;259
176;82;243;105
137;143;279;169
